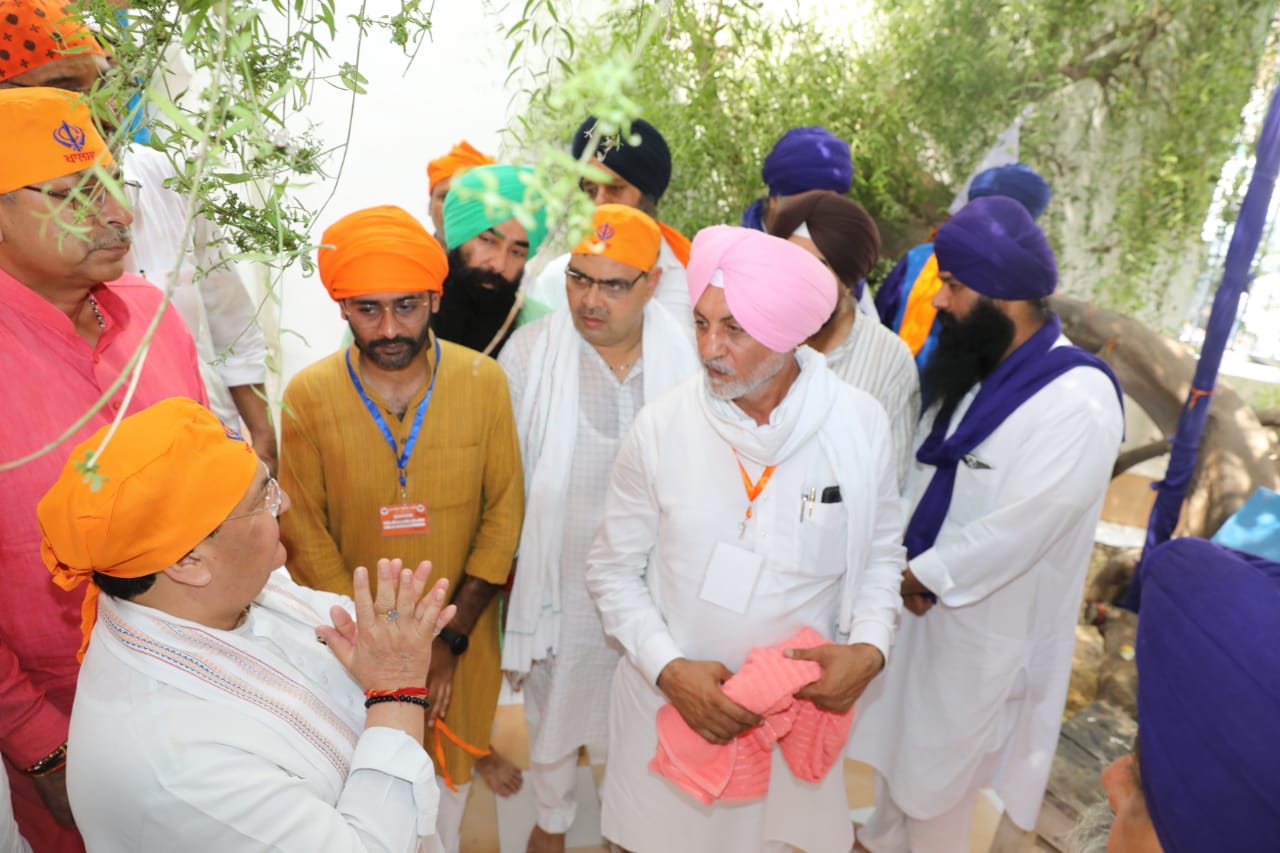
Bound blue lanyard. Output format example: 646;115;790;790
345;337;440;493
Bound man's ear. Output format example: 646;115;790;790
429;292;441;313
162;549;214;589
643;266;664;301
337;300;349;321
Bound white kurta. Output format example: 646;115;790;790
499;318;644;763
529;238;692;325
67;571;440;853
124;145;267;426
586;351;905;853
0;768;29;853
847;342;1124;829
823;315;921;488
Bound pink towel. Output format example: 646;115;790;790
649;627;856;804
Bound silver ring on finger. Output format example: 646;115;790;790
385;609;399;622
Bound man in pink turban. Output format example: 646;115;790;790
585;225;906;852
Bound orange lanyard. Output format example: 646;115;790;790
733;449;776;537
433;719;492;792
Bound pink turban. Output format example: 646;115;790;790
687;225;837;353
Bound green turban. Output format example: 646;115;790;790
442;164;548;255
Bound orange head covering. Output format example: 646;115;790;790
0;0;104;84
317;205;448;300
0;87;113;194
426;140;496;189
572;204;662;273
38;398;259;661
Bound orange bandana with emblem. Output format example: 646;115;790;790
0;87;112;193
572;204;662;273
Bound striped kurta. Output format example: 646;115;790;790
823;315;921;488
279;337;524;782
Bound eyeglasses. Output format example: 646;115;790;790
344;297;431;327
565;265;646;299
20;178;142;215
578;177;637;203
225;478;283;521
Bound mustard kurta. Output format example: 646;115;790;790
279;337;523;782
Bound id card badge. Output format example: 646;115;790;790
699;541;763;614
380;503;430;537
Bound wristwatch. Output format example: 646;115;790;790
437;627;469;656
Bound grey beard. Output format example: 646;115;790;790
1064;801;1114;853
703;351;789;401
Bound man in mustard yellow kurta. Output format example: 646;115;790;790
279;205;524;853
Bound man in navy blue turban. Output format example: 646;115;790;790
741;126;854;232
876;162;1052;373
1066;538;1280;853
528;116;695;326
847;195;1125;853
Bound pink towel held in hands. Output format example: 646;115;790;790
649;627;856;804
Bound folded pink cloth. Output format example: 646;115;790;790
649;627;856;804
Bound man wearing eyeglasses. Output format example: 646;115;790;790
497;205;697;853
279;205;523;853
0;0;277;476
0;87;208;852
527;117;694;332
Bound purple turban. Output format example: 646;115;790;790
763;127;853;196
687;225;837;353
933;196;1057;300
1136;538;1280;853
967;163;1052;219
572;116;672;201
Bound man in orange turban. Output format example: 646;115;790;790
281;205;524;853
0;0;105;91
497;204;698;853
426;140;495;245
0;85;208;851
37;397;456;850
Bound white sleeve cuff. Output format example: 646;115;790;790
636;631;684;686
351;728;437;836
848;620;894;665
909;550;956;602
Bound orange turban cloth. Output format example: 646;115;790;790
38;398;259;660
426;140;495;189
0;87;113;194
0;0;104;84
317;205;448;300
572;204;662;273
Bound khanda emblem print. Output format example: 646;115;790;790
53;120;87;152
594;222;616;249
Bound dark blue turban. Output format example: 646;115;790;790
571;116;672;201
1136;538;1280;853
762;126;853;197
967;163;1052;219
933;196;1056;300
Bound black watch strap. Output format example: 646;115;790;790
438;627;469;655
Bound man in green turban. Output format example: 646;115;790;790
437;164;548;356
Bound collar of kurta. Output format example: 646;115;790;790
1;267;133;349
345;331;440;415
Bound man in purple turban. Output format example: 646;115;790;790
586;225;905;853
875;163;1052;375
741;126;854;232
848;196;1125;852
1065;538;1280;853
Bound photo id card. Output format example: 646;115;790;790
699;541;763;614
379;503;430;537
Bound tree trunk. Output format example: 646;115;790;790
1054;295;1277;538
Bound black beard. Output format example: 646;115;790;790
922;298;1016;413
353;317;431;370
432;247;523;354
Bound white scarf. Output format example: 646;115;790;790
699;346;890;640
503;301;699;676
94;572;363;792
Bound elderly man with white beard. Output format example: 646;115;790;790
586;225;905;853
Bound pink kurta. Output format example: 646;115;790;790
0;270;207;852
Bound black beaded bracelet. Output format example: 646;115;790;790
364;694;430;710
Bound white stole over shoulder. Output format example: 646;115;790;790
503;301;698;676
698;346;905;643
94;572;363;791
